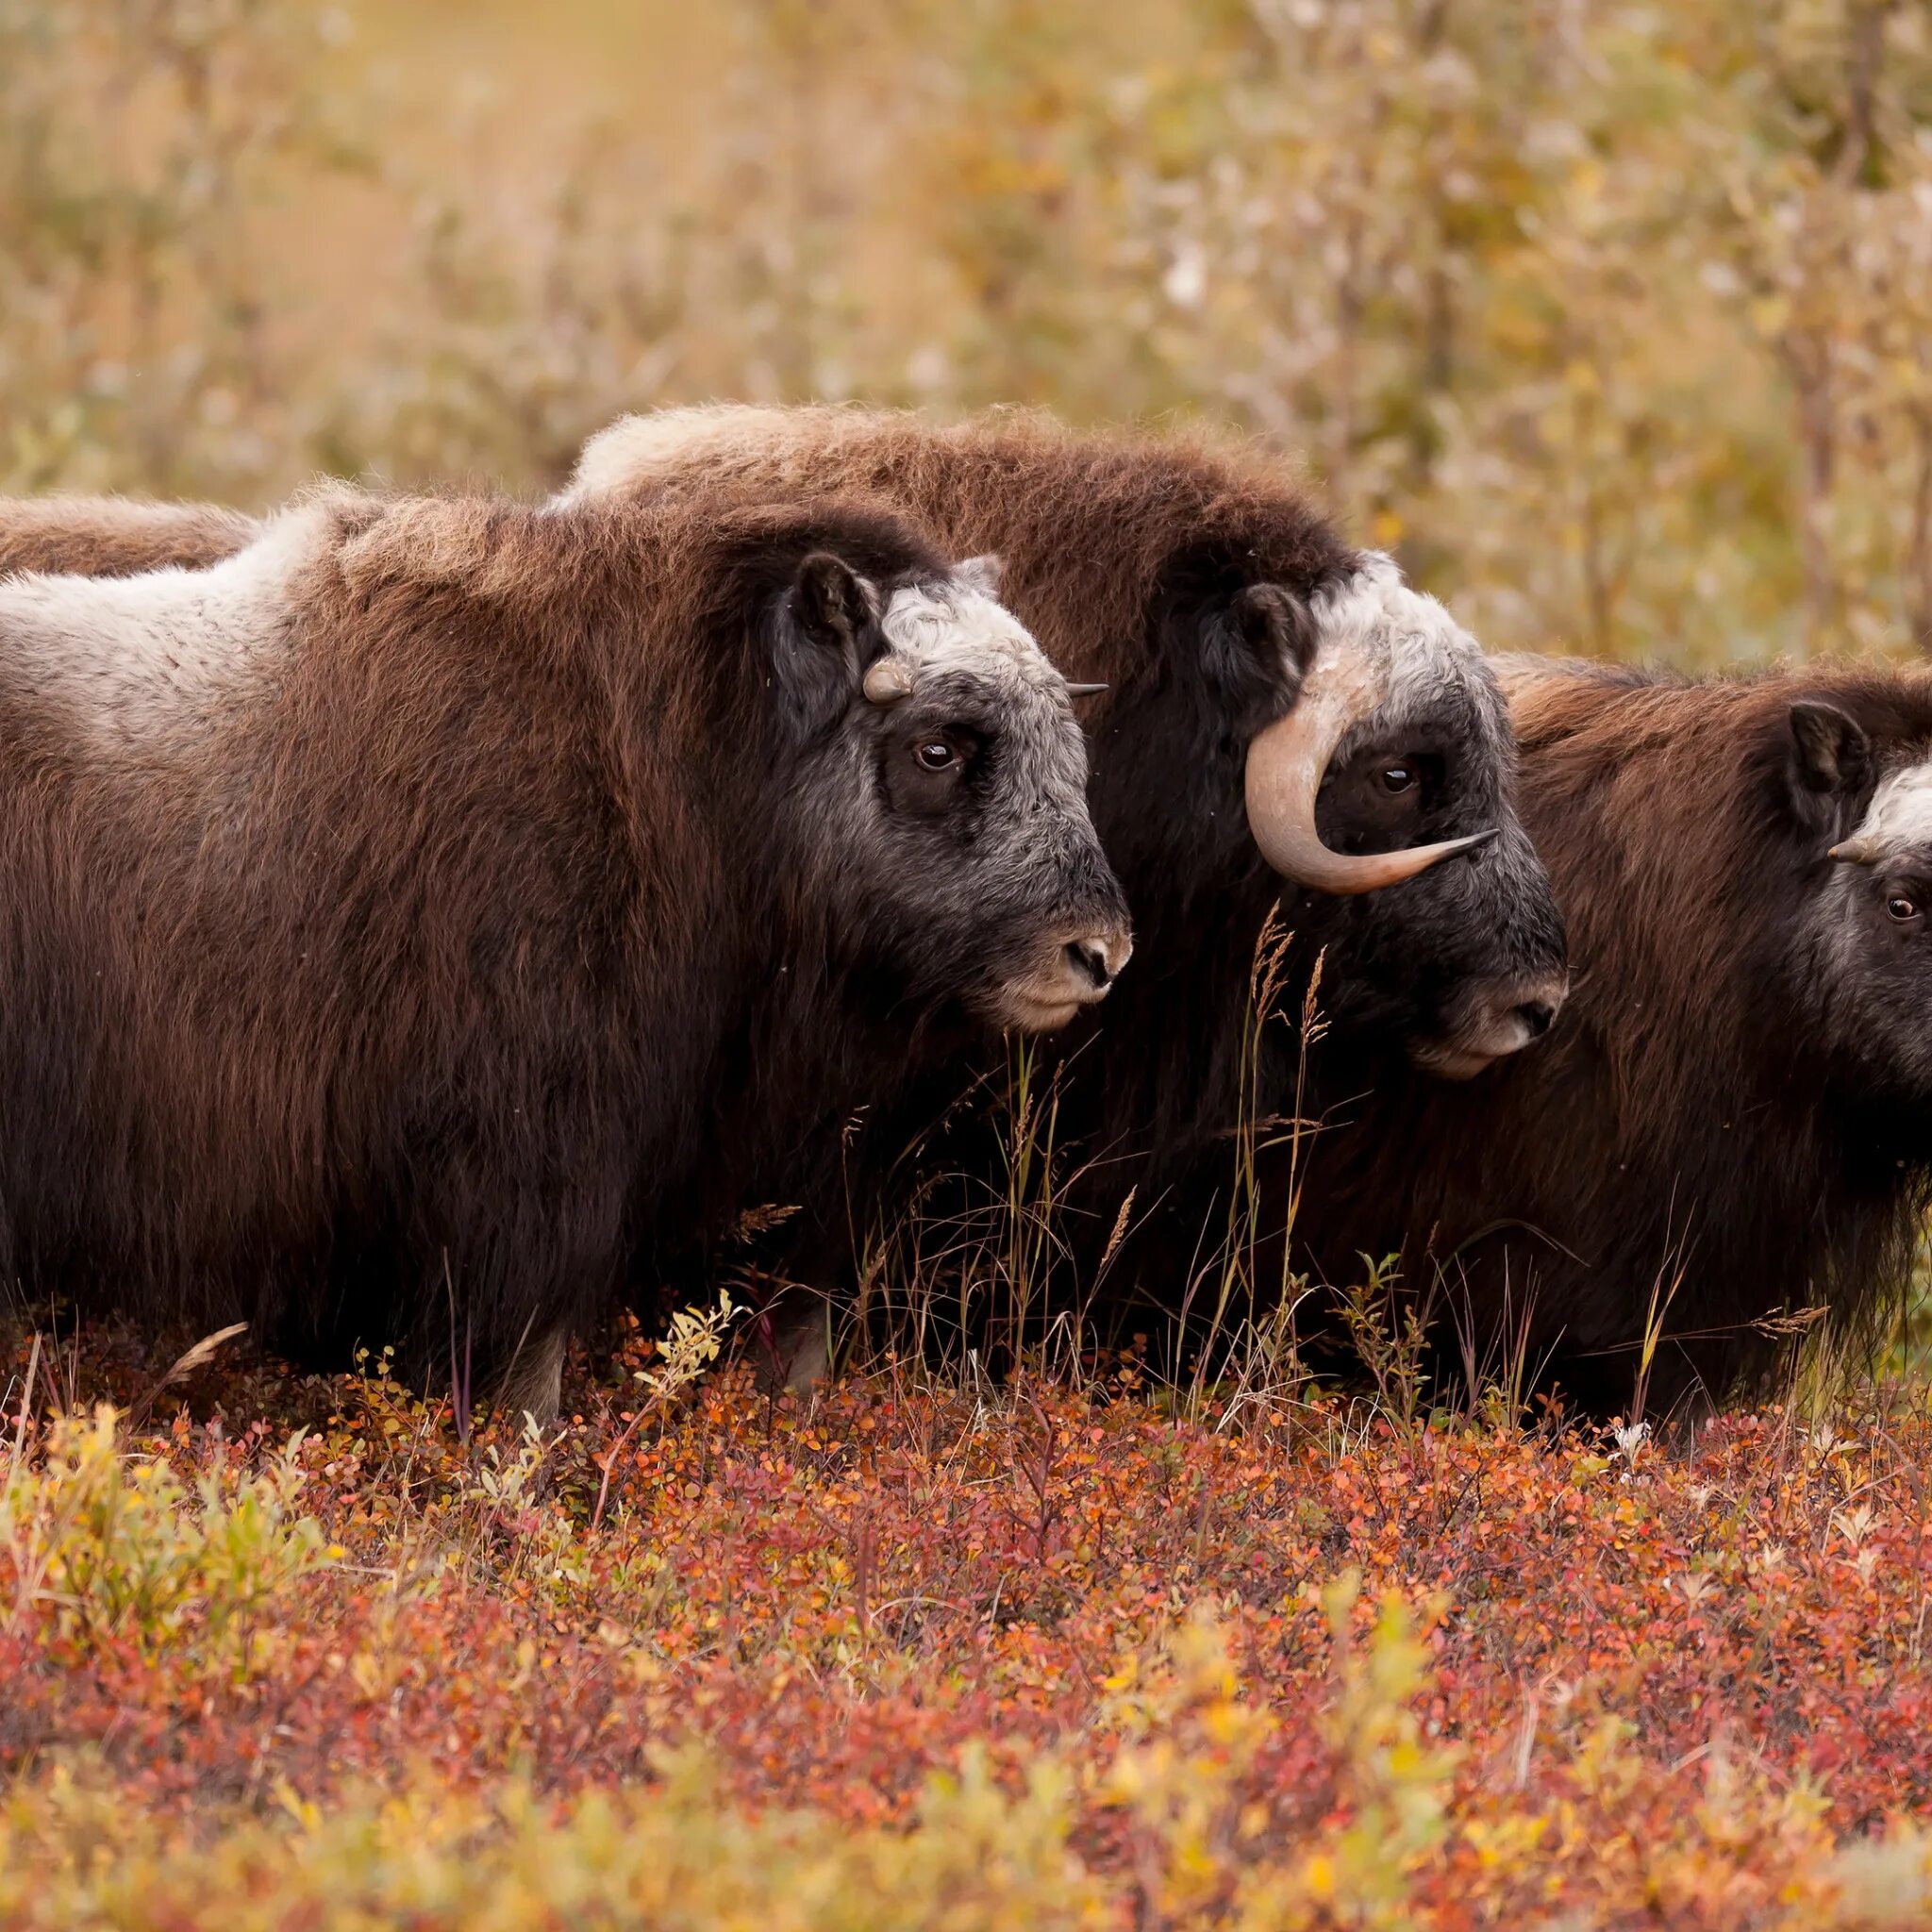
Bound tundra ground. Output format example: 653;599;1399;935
1;1309;1930;1929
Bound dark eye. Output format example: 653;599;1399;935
915;741;956;773
1378;764;1416;794
1888;894;1921;923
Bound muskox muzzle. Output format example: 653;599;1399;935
1412;970;1571;1080
991;914;1135;1033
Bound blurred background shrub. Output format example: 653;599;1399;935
4;0;1931;665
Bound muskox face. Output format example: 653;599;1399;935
1792;702;1932;1107
1234;558;1570;1078
774;551;1132;1032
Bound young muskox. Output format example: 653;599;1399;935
0;487;1129;1415
0;495;258;577
563;407;1568;1358
1291;658;1932;1416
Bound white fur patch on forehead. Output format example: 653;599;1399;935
879;579;1059;693
1307;549;1502;741
1844;760;1932;858
1307;552;1484;681
0;502;329;752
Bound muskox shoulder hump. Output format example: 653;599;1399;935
563;403;858;506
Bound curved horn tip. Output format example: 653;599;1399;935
1364;827;1500;888
1063;682;1108;698
1828;840;1880;864
1251;823;1498;897
862;658;914;705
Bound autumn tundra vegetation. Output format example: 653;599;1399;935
8;2;1932;1927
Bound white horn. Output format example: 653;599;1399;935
863;658;914;705
1244;647;1495;894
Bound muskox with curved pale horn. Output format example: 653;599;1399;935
0;495;258;577
0;485;1128;1418
562;406;1567;1365
1288;657;1932;1418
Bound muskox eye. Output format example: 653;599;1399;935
1888;894;1921;924
1378;765;1415;794
916;741;956;773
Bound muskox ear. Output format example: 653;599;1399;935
1787;701;1871;827
774;552;879;733
952;553;1004;599
1213;583;1320;698
790;551;871;652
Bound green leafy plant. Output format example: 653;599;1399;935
1;1406;327;1671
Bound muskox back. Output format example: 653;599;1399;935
0;484;1126;1414
1291;658;1932;1416
0;496;259;578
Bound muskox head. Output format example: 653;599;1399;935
1792;696;1932;1109
774;546;1132;1033
1185;552;1569;1080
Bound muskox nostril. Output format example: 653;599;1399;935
1516;999;1556;1040
1067;940;1113;991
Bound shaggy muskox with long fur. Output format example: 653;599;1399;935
1291;658;1932;1416
562;407;1569;1362
0;485;1128;1416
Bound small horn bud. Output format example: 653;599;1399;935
1828;836;1882;864
862;658;914;706
1064;682;1108;698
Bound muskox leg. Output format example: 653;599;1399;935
769;1291;831;1391
735;1281;835;1392
491;1324;567;1427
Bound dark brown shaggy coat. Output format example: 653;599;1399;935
0;496;258;577
1291;658;1932;1415
0;484;1121;1407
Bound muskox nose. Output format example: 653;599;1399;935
1497;975;1568;1048
1515;998;1557;1041
1419;972;1568;1078
1066;935;1124;991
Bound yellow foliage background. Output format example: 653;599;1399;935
5;0;1932;666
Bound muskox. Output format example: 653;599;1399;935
0;485;1128;1416
0;495;258;577
1290;657;1932;1417
562;407;1568;1364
